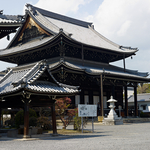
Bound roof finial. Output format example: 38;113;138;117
0;10;3;15
59;28;63;32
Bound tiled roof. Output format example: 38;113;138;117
47;58;149;79
26;81;79;94
25;4;137;54
26;4;92;28
0;36;53;56
0;14;23;24
0;60;79;96
128;93;150;102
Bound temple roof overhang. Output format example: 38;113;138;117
0;60;80;98
46;57;150;83
0;12;24;39
0;4;138;63
0;32;137;65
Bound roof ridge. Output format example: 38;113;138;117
27;63;47;84
35;10;60;33
28;8;70;36
26;4;92;28
27;9;57;35
12;62;40;86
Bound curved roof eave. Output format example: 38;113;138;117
0;32;62;57
60;31;137;56
48;60;150;82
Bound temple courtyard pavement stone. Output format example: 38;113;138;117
0;122;150;150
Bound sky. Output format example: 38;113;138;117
0;0;150;77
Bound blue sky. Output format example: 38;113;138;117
1;0;150;77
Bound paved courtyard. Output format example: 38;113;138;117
0;122;150;150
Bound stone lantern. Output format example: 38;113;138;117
103;96;123;125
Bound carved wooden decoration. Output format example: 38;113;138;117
17;16;50;44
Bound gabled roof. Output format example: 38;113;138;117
24;4;137;54
0;60;79;97
2;4;137;55
128;93;150;102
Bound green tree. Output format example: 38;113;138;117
15;108;37;128
137;83;150;94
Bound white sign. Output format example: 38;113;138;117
78;104;97;117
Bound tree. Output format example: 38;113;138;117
55;97;75;129
137;83;150;94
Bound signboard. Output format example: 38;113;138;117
78;104;97;117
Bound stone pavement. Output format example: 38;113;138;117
0;122;150;150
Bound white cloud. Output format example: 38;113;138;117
117;20;131;37
86;0;150;50
35;0;91;15
84;0;150;74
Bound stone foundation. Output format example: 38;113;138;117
103;118;123;125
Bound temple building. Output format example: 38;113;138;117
0;3;150;133
0;10;24;39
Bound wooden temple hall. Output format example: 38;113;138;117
0;4;150;136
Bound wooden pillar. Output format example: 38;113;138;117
100;74;104;117
89;90;93;104
24;102;29;137
124;86;128;117
0;108;2;128
134;86;138;117
80;89;84;104
51;104;57;135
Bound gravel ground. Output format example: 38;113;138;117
0;122;150;150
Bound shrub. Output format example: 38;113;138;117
37;116;52;130
15;108;37;128
73;108;87;131
29;117;37;127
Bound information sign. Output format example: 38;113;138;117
78;104;97;117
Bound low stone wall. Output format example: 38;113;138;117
7;129;18;137
123;118;150;123
7;127;43;137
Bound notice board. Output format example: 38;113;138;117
78;104;97;117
